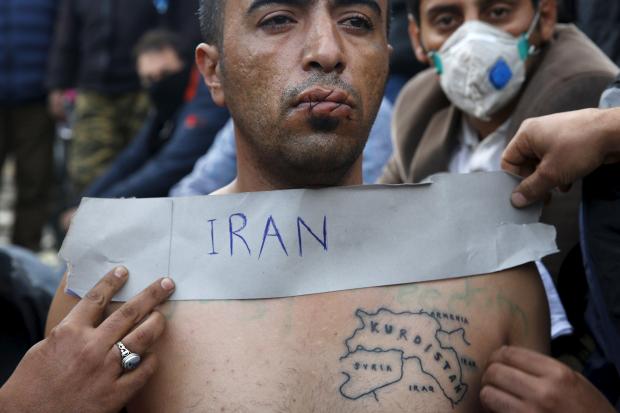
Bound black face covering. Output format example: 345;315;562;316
147;65;192;120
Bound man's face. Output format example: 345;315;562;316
137;47;184;87
410;0;555;65
421;0;536;49
203;0;390;186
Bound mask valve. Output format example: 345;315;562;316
488;58;513;90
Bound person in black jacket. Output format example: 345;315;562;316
46;0;203;194
0;0;57;250
385;0;427;103
60;30;229;230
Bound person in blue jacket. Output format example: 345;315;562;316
62;30;229;227
0;0;58;250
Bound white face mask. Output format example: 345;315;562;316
428;14;540;121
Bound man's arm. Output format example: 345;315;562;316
3;269;174;413
504;264;550;353
81;118;156;200
478;266;615;413
503;108;620;207
97;98;230;199
480;346;616;413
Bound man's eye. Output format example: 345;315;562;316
486;6;512;21
341;15;374;31
433;14;461;31
259;14;296;31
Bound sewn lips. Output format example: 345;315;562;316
293;86;354;118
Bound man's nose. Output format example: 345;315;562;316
302;16;346;74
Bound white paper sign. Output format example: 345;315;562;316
61;172;558;301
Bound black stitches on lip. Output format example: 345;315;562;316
295;86;356;109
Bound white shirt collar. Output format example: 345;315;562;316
449;117;512;174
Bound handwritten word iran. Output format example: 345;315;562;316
206;214;328;258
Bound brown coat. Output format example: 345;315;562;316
379;24;619;277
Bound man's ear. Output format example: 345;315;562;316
537;0;557;43
408;15;430;65
196;43;226;107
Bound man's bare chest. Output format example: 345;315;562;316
128;282;508;413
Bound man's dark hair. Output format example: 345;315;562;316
199;0;225;47
406;0;540;24
133;29;190;62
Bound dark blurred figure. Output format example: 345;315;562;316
0;246;56;384
386;0;427;103
60;30;229;229
558;0;620;65
0;0;57;251
46;0;202;194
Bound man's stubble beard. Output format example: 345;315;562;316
224;70;373;187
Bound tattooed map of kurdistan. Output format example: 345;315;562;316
340;308;477;407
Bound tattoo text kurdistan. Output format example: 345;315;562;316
339;308;478;408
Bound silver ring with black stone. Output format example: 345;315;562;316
116;341;141;371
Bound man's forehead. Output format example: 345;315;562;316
421;0;523;14
234;0;387;16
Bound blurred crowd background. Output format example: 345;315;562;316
0;0;618;258
1;0;620;406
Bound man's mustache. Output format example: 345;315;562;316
281;73;362;109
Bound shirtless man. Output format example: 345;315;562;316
46;0;549;411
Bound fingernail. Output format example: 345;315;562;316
114;266;128;278
511;192;528;208
161;277;175;291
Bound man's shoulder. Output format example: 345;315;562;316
395;69;441;105
545;24;618;77
447;264;548;350
523;25;617;107
441;264;542;297
512;24;618;133
393;68;448;122
389;69;452;165
483;264;542;295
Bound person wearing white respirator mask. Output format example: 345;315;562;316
381;0;616;279
427;10;541;121
380;2;618;410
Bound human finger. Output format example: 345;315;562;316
502;125;540;175
113;353;159;404
487;346;552;377
502;138;533;170
65;266;129;326
510;165;557;208
480;385;528;413
95;277;175;348
110;311;166;374
481;361;540;400
502;159;539;182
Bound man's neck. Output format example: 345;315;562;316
465;101;516;140
220;134;364;195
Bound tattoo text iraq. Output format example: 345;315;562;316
204;214;328;258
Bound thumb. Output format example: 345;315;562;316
511;168;556;208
